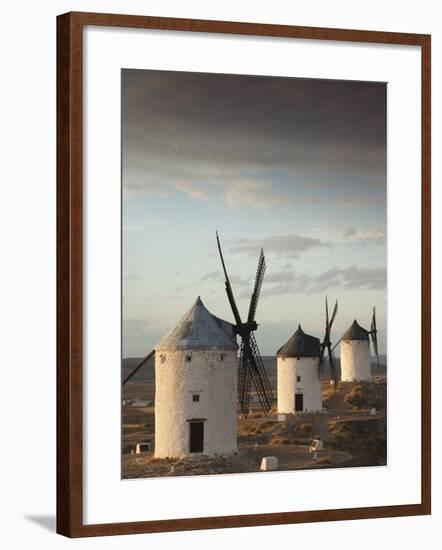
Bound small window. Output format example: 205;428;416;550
160;354;166;364
192;393;200;402
186;355;192;362
219;353;225;361
296;375;301;382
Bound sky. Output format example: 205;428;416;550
122;69;387;358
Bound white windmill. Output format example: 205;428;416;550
277;325;322;413
154;296;239;458
277;298;338;414
121;234;273;458
340;308;380;382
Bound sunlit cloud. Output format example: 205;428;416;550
224;180;285;208
229;234;328;258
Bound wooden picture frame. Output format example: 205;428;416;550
57;11;431;537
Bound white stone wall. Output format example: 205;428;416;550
340;339;371;381
277;356;322;414
154;348;238;458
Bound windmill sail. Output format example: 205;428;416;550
319;296;338;386
370;307;380;367
246;332;273;413
248;249;266;323
238;340;253;415
216;233;273;416
122;349;155;385
216;232;242;326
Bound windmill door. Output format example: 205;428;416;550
189;421;204;453
295;393;304;412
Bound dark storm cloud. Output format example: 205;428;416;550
122;69;386;199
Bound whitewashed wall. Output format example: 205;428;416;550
340;340;371;381
154;348;238;458
277;357;322;413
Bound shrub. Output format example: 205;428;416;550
298;422;312;433
271;437;291;445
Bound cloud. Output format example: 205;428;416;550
338;265;386;290
169;181;210;201
343;226;386;245
344;227;356;238
122;69;386;209
261;265;386;297
143;286;189;301
201;270;219;281
123;318;167;357
224;180;285;208
123;318;151;332
202;270;251;287
266;270;296;284
173;286;188;293
122;70;386;175
229;234;327;258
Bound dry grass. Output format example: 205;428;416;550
298;422;312;433
270;436;291;445
260;421;277;431
238;422;262;436
315;457;332;465
344;382;386;410
328;417;387;466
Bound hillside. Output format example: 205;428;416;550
122;354;387;388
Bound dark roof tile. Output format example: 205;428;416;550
277;325;320;358
341;319;369;341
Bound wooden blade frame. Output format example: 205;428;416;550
216;232;242;326
370;307;380;367
245;332;273;414
122;349;155;385
247;249;266;323
318;298;338;383
238;340;253;415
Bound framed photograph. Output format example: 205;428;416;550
57;11;431;537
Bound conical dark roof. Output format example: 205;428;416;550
341;319;369;341
155;297;238;350
277;325;320;358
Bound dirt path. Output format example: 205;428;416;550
122;443;352;478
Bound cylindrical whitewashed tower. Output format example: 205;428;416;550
277;325;322;414
340;320;371;382
154;297;238;459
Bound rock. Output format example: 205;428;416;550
260;456;278;471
